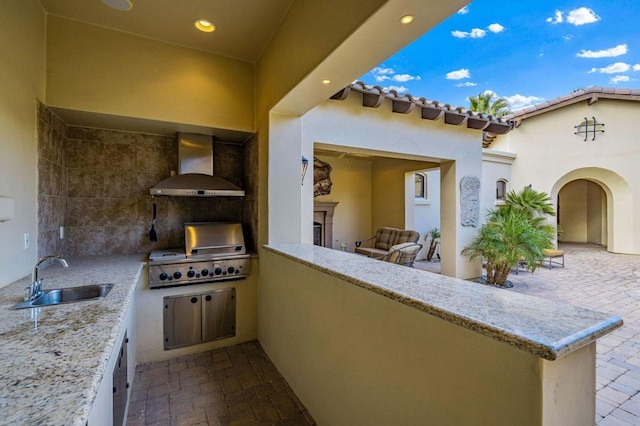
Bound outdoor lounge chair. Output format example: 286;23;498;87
374;242;423;267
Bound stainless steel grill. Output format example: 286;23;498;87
148;222;250;289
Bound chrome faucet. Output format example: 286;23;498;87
26;255;69;301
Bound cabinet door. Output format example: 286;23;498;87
164;295;202;350
112;331;128;426
201;288;236;343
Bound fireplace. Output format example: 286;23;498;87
313;202;338;248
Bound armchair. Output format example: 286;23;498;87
375;242;423;267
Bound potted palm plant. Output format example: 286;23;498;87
462;186;556;286
426;227;440;261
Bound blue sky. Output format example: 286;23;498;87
359;1;640;111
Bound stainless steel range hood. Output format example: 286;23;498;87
150;133;245;197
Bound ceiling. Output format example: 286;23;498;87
39;0;294;63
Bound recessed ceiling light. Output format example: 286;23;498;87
100;0;133;11
322;79;331;85
400;14;415;25
194;19;216;33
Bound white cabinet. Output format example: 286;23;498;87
88;285;137;425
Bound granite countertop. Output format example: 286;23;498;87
264;243;623;361
0;255;145;426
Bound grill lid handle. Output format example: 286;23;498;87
191;245;243;255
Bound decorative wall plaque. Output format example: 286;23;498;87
460;176;480;227
313;157;333;197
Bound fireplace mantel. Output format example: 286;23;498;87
314;202;338;248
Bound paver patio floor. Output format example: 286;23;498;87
419;243;640;425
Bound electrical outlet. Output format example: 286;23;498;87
24;233;30;250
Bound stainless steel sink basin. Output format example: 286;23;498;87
10;283;114;310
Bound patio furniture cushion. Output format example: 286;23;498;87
394;230;420;245
354;247;389;258
385;242;422;267
374;227;398;250
542;248;565;268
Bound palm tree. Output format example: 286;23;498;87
468;91;510;117
461;187;556;286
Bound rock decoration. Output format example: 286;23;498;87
313;157;333;197
460;176;480;227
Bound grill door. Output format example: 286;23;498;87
202;288;236;342
164;295;202;350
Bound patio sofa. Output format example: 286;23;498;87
355;227;420;260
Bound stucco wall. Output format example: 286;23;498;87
46;16;255;133
413;169;441;259
559;179;606;245
313;155;372;251
0;0;45;287
259;249;596;425
494;99;640;253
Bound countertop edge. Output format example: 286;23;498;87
263;243;623;361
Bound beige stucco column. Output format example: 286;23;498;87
441;159;483;279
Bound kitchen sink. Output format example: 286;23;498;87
10;283;114;310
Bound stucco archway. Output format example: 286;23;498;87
550;167;634;254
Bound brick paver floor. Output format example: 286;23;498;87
126;341;315;426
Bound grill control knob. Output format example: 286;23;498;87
214;267;223;276
173;271;182;279
201;269;209;276
187;270;196;278
227;266;235;274
159;272;168;281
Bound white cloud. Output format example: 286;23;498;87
504;94;544;110
373;67;394;75
589;62;631;74
451;28;487;38
446;68;471;80
368;66;420;86
577;44;627;58
392;74;421;82
633;64;640;71
546;10;563;24
611;75;631;84
384;85;409;93
456;82;478;87
563;34;574;41
566;7;600;25
487;23;505;34
458;5;469;14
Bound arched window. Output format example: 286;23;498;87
415;173;427;199
496;179;507;200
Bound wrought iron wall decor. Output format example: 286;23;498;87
574;116;605;141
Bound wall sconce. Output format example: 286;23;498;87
301;156;309;185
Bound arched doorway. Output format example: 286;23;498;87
557;179;607;247
550;167;635;254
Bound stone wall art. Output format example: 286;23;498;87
460;176;480;227
313;157;333;197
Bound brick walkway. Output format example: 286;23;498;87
127;341;314;425
419;243;640;425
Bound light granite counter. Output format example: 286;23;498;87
264;243;623;361
0;255;145;426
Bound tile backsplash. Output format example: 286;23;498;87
37;101;258;257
